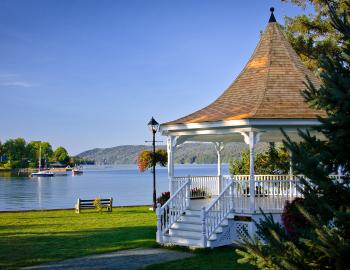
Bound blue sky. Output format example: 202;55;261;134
0;0;311;154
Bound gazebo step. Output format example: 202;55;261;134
169;227;202;238
171;221;202;231
163;235;202;247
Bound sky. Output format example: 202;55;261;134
0;0;312;155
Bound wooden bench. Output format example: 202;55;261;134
75;197;113;213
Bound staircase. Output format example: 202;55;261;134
163;199;208;247
156;180;242;248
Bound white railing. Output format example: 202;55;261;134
222;175;303;213
254;175;302;212
156;180;189;243
230;175;251;212
204;180;234;241
172;176;220;198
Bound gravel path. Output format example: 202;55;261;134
22;248;193;270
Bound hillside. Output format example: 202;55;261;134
77;143;269;165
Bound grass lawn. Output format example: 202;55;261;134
145;247;254;270
0;207;252;270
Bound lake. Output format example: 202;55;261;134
0;164;229;211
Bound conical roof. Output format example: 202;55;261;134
164;12;324;126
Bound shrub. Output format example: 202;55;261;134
282;197;312;238
156;192;170;206
93;197;103;213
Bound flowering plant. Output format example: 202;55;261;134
191;187;207;198
137;149;167;172
156;191;170;206
282;197;312;239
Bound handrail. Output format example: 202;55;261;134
156;180;189;242
162;180;188;209
204;180;234;239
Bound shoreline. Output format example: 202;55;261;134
0;204;151;213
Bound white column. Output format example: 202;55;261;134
289;156;293;177
167;136;176;194
248;132;256;212
156;203;162;243
214;142;224;194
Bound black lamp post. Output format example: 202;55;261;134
148;117;159;211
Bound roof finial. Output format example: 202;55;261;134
269;7;276;23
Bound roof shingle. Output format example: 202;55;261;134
163;21;325;126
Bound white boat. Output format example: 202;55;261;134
30;142;55;178
72;166;83;175
31;171;55;177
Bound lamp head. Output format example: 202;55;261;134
148;117;159;133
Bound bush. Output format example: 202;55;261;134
282;197;312;238
156;192;170;206
93;197;103;213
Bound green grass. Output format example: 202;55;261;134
0;207;156;269
144;247;254;270
0;207;252;270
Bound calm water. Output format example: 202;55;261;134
0;164;229;211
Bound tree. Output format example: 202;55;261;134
0;140;3;162
236;1;350;269
27;141;53;168
53;147;70;165
137;149;167;172
229;145;290;175
282;0;346;73
2;138;28;168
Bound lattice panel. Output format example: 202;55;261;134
235;221;250;241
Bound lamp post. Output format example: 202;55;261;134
148;117;159;211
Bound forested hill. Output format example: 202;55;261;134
77;143;268;165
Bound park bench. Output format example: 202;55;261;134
75;197;113;213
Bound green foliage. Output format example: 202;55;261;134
53;146;70;165
26;141;53;168
237;1;350;269
93;197;103;213
282;0;346;73
0;138;69;169
70;156;95;165
2;138;28;168
229;144;290;175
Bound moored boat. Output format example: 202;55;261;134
30;142;55;178
31;171;55;177
72;166;83;175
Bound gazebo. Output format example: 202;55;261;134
156;9;326;248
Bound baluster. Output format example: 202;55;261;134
201;207;207;247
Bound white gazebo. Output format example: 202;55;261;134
155;9;328;248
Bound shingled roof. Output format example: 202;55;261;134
163;10;324;126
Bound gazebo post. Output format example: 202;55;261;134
248;131;256;212
167;136;176;194
289;151;293;178
214;142;224;194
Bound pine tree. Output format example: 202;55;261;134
236;1;350;269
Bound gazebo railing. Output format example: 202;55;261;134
172;176;220;198
171;174;344;213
